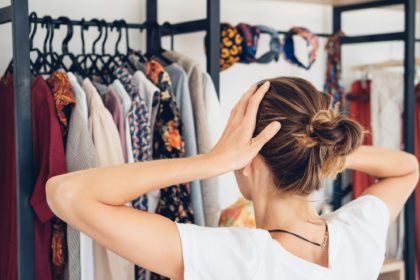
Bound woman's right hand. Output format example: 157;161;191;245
208;81;281;172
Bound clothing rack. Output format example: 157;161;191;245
329;2;416;280
0;0;417;279
0;0;220;279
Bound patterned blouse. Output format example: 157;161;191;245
146;60;195;280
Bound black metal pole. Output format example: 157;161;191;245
335;0;404;12
332;6;342;210
146;0;158;54
0;6;11;24
206;0;220;96
11;0;35;279
403;0;416;279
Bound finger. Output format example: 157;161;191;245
252;121;281;149
244;81;270;123
231;84;258;119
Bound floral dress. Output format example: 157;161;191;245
146;60;195;280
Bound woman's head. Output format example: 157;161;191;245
236;77;363;198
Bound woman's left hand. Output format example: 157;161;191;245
208;81;281;171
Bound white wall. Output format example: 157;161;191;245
0;0;419;209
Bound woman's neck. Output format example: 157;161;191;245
253;188;324;231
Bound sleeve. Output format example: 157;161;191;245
336;194;390;254
176;223;260;280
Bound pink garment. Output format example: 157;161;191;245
104;88;127;162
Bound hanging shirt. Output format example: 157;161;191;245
46;71;76;142
348;80;376;198
113;67;152;280
132;70;160;139
166;63;205;226
164;51;220;227
177;195;389;280
31;76;68;280
67;72;97;280
47;70;76;280
82;79;134;280
110;80;134;164
371;70;404;261
114;67;152;163
0;74;17;280
146;60;195;280
104;88;127;162
132;71;162;215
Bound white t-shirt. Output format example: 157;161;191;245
176;195;390;280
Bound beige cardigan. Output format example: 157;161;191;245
83;79;134;280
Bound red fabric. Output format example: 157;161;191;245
415;84;420;280
0;75;18;280
31;76;67;280
348;80;376;198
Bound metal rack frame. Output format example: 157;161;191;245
0;0;416;279
330;1;416;279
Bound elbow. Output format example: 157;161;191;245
46;175;81;221
407;154;419;174
406;154;419;187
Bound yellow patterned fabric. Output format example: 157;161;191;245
219;197;256;228
220;23;243;71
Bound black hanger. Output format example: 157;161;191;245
37;15;67;75
34;15;56;75
56;16;87;76
162;21;174;51
110;19;137;71
0;11;45;76
77;19;107;83
145;21;172;66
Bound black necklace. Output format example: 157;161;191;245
268;223;329;252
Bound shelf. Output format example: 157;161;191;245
379;258;405;280
276;0;419;10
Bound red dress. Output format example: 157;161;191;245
0;74;18;280
31;76;67;280
348;80;376;198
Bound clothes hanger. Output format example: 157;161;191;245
77;19;108;83
96;19;118;83
37;16;58;75
162;21;174;51
110;19;137;71
44;15;67;74
144;21;172;66
28;12;45;76
2;11;42;76
56;16;87;77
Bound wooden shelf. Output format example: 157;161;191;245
378;258;405;280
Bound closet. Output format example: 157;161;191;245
0;0;417;279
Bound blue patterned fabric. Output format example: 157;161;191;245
113;67;151;280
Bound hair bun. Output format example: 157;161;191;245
309;108;363;155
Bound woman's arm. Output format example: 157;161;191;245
345;145;419;222
46;81;280;279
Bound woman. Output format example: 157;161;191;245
47;77;418;279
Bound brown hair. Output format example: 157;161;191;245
254;77;363;195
